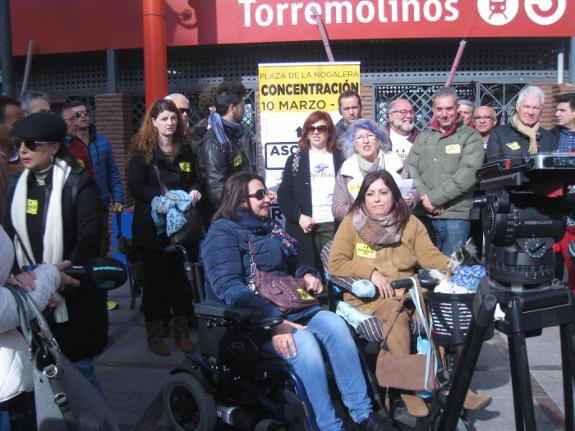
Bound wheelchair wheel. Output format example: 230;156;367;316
163;372;217;431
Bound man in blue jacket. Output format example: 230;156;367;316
69;101;125;255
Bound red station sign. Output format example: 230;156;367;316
8;0;575;56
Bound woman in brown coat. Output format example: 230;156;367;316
329;169;491;417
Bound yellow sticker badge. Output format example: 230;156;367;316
297;288;316;301
347;180;362;197
26;199;38;215
233;154;243;167
506;141;521;151
179;162;191;172
445;144;461;155
355;243;376;259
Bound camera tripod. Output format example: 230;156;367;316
438;277;575;431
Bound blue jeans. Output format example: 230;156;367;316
74;357;105;397
432;219;470;256
266;310;372;431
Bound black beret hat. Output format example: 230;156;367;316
11;112;67;143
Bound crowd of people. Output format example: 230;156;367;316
0;82;574;430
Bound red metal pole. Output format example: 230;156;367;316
445;40;467;87
143;0;168;109
311;7;334;62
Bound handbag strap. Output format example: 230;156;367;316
152;163;169;195
6;286;79;430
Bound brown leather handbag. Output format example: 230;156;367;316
246;240;318;314
375;279;438;392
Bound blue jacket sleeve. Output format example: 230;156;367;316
201;222;282;318
102;135;125;203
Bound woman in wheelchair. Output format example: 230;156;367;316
329;170;492;418
201;172;397;431
328;170;449;418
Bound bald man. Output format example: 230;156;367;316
472;106;497;147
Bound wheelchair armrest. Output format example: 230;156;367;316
194;300;254;322
418;269;439;290
194;300;282;329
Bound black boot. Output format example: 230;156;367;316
358;410;399;431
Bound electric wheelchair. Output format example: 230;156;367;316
162;245;385;431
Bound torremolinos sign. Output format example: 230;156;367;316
10;0;574;55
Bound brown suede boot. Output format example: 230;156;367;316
159;317;170;338
145;321;171;356
173;316;194;353
464;389;492;411
400;393;429;417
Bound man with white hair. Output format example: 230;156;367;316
385;98;419;161
486;85;557;162
165;93;191;129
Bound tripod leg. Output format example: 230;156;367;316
560;322;575;431
507;299;535;431
437;293;498;430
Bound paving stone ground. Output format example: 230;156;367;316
99;283;567;430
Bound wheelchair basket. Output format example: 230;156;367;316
426;291;476;346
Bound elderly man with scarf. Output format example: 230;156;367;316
198;82;253;222
486;85;557;162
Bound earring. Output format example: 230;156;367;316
50;155;54;162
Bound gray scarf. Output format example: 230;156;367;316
357;151;385;175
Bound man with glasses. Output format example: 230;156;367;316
486;85;556;162
60;102;94;176
20;90;51;115
406;87;484;257
472;105;498;147
165;93;191;129
336;90;362;140
386;98;419;161
67;100;125;255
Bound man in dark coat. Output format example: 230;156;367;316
198;82;253;221
486;85;557;162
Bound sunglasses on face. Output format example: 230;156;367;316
21;140;54;151
179;108;191;116
75;111;89;118
248;189;269;200
308;125;329;133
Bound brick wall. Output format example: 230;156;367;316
532;82;575;130
360;83;373;120
94;94;133;205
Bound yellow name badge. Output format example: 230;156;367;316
355;243;376;259
76;159;85;168
179;162;191;172
26;199;38;215
297;288;316;301
506;141;521;151
445;144;461;154
347;180;362;197
233;154;243;167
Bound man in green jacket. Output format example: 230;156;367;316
406;87;484;255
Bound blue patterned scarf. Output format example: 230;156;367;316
236;210;298;257
207;112;245;152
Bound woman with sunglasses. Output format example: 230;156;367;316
277;111;343;273
7;112;106;391
332;118;414;222
128;99;202;356
202;171;396;431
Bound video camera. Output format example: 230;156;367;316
475;153;575;288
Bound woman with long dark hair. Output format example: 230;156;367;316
329;170;491;416
277;111;343;273
128;99;202;356
202;171;396;431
